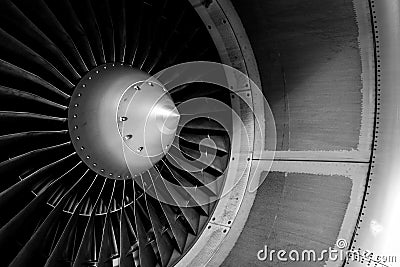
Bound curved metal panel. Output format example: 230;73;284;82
349;0;400;266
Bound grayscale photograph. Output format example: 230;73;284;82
0;0;398;266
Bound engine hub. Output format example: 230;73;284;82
68;63;179;179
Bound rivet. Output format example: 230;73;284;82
109;173;113;176
77;93;82;97
134;85;140;90
93;163;97;167
95;70;99;74
82;84;86;88
80;146;85;150
120;116;128;122
101;169;105;172
137;147;144;152
86;156;90;159
74;104;79;107
103;66;107;69
124;134;133;140
148;82;153;86
88;77;92;80
76;136;80;140
74;125;78;130
117;175;121;178
73;114;78;118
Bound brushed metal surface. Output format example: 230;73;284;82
68;63;176;179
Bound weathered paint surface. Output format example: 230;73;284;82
233;0;369;152
223;172;353;266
